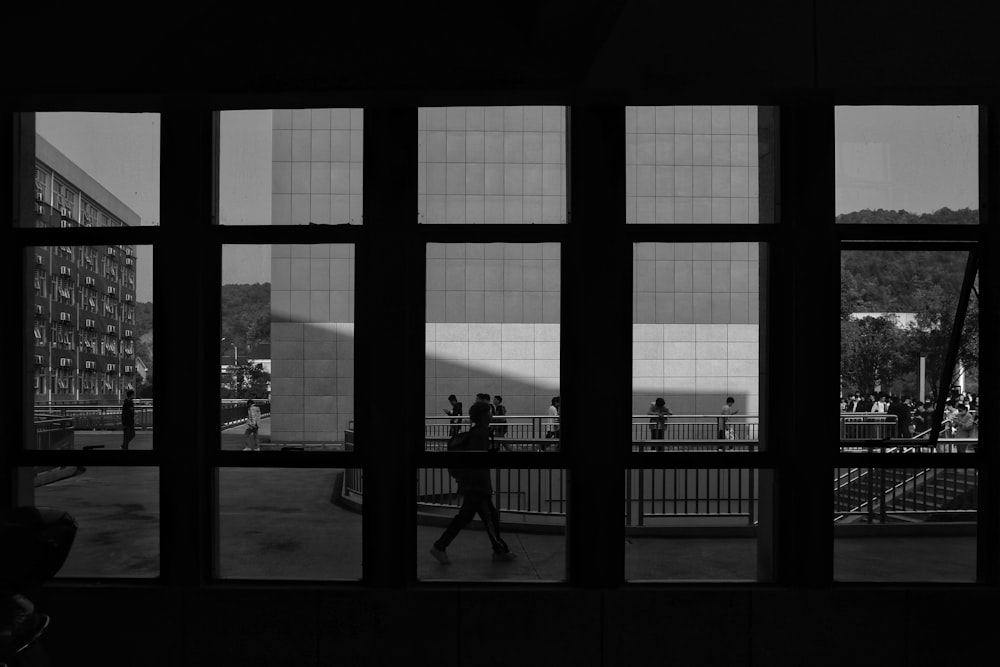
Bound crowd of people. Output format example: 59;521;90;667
443;393;561;444
840;390;978;448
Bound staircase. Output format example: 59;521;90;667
834;466;978;522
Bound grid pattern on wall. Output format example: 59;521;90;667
632;242;760;324
418;106;567;224
426;242;561;323
269;243;355;441
626;106;759;224
425;242;561;418
272;108;364;225
632;323;759;414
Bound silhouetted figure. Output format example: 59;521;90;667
648;398;670;451
492;395;508;438
444;394;463;437
121;389;136;450
887;395;912;439
429;402;516;565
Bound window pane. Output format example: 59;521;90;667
222;244;354;451
30;112;159;228
218;468;361;580
835;106;978;223
219;109;363;225
632;243;762;451
418;106;566;224
840;250;978;450
625;468;759;580
626;106;771;224
425;243;560;452
28;466;159;578
418;468;565;581
834;467;975;582
28;245;152;451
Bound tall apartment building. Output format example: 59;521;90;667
32;135;140;403
268;106;764;443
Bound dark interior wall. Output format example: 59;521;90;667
6;2;1000;665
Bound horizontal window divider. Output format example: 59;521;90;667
414;452;569;467
834;452;979;467
623;223;779;243
206;224;369;243
836;225;984;244
623;452;773;468
13;228;159;245
414;224;571;242
16;451;159;467
212;451;362;467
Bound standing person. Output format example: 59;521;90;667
647;398;670;451
429;402;516;565
243;399;262;451
121;389;136;450
887;395;912;439
719;396;738;446
952;403;976;454
492;395;508;438
872;394;887;413
544;396;561;436
444;394;463;437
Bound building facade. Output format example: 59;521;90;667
32;135;140;403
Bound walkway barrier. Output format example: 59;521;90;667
840;412;897;441
34;414;74;451
34;400;271;431
220;400;272;429
632;414;759;442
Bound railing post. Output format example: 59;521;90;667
637;468;645;527
749;467;756;526
867;466;875;523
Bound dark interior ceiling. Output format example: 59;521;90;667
4;1;1000;104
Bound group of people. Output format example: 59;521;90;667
841;391;978;450
646;396;740;450
443;393;561;441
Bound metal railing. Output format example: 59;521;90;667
632;414;759;443
33;400;271;430
834;466;978;523
220;400;272;429
34;414;75;451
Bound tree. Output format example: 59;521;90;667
221;362;270;399
901;279;979;400
841;315;908;395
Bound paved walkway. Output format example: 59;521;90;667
28;462;977;583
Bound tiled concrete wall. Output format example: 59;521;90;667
633;323;759;415
626;106;759;224
632;243;760;324
272;108;364;225
418;106;567;224
425;242;561;417
425;323;560;417
270;244;355;442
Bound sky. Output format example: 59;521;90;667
34;106;980;301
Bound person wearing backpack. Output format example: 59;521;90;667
429;402;516;565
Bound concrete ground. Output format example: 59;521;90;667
29;417;978;584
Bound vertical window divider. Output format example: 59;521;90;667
977;104;999;584
565;105;628;586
